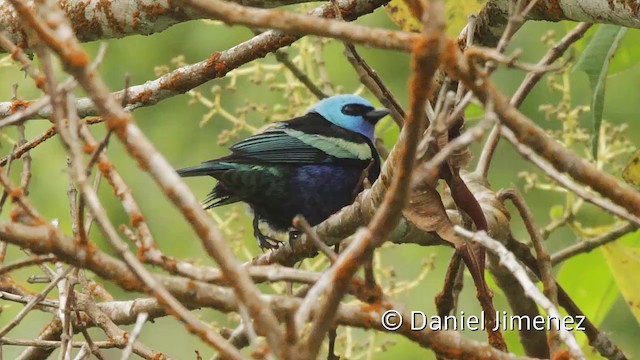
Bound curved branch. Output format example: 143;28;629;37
0;0;313;50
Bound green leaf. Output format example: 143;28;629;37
609;29;640;74
573;24;628;160
557;249;617;350
602;231;640;325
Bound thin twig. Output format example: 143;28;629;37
72;344;91;360
343;43;405;126
551;223;637;265
0;339;119;349
0;144;17;216
274;49;328;99
476;22;592;177
120;312;149;360
498;188;560;355
0;255;56;275
501;127;640;226
77;293;167;360
455;226;585;360
0;32;43;87
17;123;31;194
0;266;72;338
293;215;337;263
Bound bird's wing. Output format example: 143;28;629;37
226;115;373;164
227;127;330;163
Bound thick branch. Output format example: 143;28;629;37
0;0;314;50
476;0;640;46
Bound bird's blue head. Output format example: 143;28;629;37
308;94;389;141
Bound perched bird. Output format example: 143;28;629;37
177;94;389;249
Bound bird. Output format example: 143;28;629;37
177;94;389;249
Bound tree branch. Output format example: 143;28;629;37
0;0;317;51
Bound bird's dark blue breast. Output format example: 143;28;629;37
249;164;368;230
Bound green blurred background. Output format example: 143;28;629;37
1;6;639;359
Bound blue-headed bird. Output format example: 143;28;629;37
177;94;389;249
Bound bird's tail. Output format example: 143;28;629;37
176;161;232;177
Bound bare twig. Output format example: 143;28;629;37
498;188;560;355
119;312;149;360
0;125;58;166
455;226;585;360
72;345;91;360
551;223;637;265
0;145;17;217
274;49;328;99
501;127;640;226
476;22;592;177
0;267;72;338
343;43;405;126
77;294;167;360
0;255;56;275
293;215;337;263
0;339;118;349
0;32;44;88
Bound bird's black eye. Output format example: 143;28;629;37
342;104;374;116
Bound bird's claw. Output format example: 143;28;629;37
255;230;283;250
253;216;283;250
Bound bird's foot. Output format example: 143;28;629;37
254;230;283;250
252;216;283;250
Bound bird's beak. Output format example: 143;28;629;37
364;108;390;123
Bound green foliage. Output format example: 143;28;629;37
602;231;640;325
608;29;640;75
557;249;617;354
574;24;627;160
